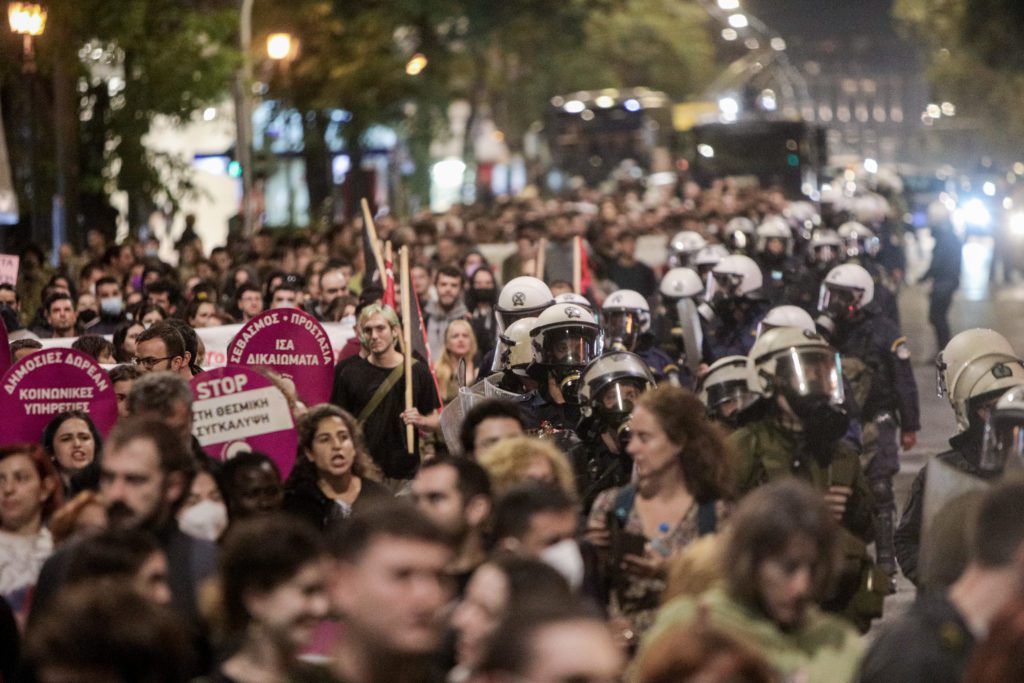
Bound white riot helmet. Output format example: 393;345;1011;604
660;267;704;302
497;316;539;377
758;305;816;337
578;351;655;424
980;385;1024;472
837;221;880;259
496;276;554;333
602;289;651;352
706;254;764;305
723;217;756;253
694;244;730;279
698;355;762;423
937;328;1018;399
949;354;1024;433
748;327;845;407
530;304;603;403
808;229;843;269
756;216;792;255
555;292;597;321
818;264;874;322
668;231;708;268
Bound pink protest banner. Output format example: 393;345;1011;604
227;309;334;406
190;366;299;477
0;348;117;445
0;253;18;286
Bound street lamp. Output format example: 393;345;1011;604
267;32;296;61
8;2;46;72
266;32;299;226
405;53;428;76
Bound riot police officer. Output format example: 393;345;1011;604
786;229;843;315
894;329;1024;584
694;244;730;283
702;254;769;363
722;216;756;255
837;221;900;325
730;326;886;631
758;305;816;337
817;263;920;577
482;275;555;372
602;289;676;382
667;230;708;269
754;216;798;306
527;302;604;431
572;351;655;512
654;267;705;387
697;354;762;430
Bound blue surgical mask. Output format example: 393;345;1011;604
100;297;124;317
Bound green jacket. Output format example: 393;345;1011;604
637;588;864;683
729;417;874;543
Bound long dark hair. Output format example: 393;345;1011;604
635;384;734;503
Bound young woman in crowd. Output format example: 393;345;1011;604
0;444;62;623
434;319;479;403
639;479;863;682
112;319;146;363
464;264;499;355
187;298;220;328
177;461;229;542
202;515;335;683
586;384;734;641
134;302;168;327
282;405;389;530
41;410;102;496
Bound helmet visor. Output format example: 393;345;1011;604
818;285;862;318
774;348;845;403
597;379;647;415
980;413;1024;472
496;307;542;334
706;271;743;303
603;311;641;351
812;245;839;266
705;379;760;414
536;327;602;367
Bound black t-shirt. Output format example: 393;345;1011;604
608;261;658;298
331;356;440;479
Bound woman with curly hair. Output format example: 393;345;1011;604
282;405;389;530
476;435;577;502
586;384;734;641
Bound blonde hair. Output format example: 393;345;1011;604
435;320;479;401
477;436;577;502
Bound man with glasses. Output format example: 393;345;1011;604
133;322;191;379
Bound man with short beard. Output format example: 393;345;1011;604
411;456;492;593
424;265;469;360
30;419;217;624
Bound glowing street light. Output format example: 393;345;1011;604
405;53;428;76
728;13;749;28
266;32;295;61
8;2;45;35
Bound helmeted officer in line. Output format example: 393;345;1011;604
667;230;708;269
753;216;799;306
693;244;730;283
894;328;1024;584
601;289;675;384
786;229;843;315
571;351;655;512
696;355;761;431
837;221;900;325
481;276;554;373
721;216;756;255
653;267;705;388
527;302;604;433
701;254;770;363
816;263;920;578
729;326;887;631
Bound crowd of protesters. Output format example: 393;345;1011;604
0;174;1020;683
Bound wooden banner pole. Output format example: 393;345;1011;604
400;245;415;454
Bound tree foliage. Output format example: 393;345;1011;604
894;0;1024;158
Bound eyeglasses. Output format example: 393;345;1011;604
133;356;173;369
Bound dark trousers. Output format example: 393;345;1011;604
929;281;957;352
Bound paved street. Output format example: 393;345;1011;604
881;234;1021;626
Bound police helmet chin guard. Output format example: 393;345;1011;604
980;385;1024;473
496;276;554;333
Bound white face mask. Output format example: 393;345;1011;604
340;314;356;327
540;538;585;591
178;500;228;542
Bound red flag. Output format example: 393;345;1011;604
578;237;592;295
382;255;396;309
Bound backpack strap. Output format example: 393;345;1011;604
357;361;414;423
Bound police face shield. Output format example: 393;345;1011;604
603;311;641;352
774;348;845;405
537;327;602;367
705;379;760;419
812;245;840;268
980;410;1024;473
706;271;743;306
817;285;861;321
496;307;536;334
